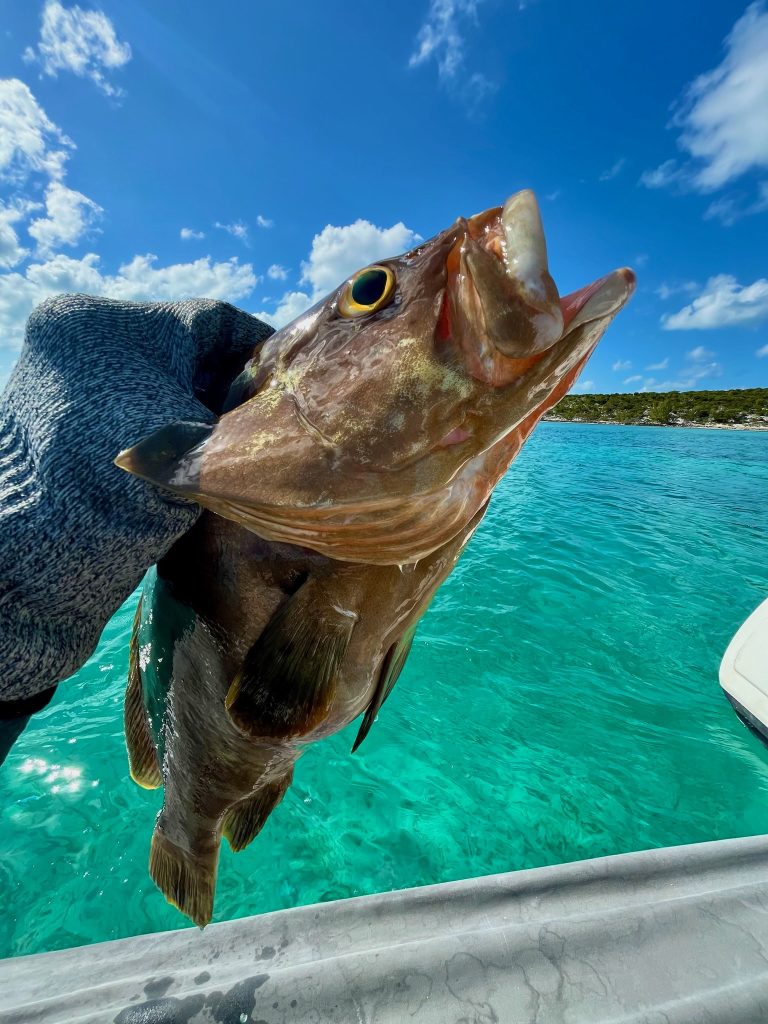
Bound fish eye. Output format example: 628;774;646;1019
338;265;395;318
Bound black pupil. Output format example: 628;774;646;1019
351;268;388;306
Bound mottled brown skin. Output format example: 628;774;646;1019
119;194;635;565
127;507;483;926
120;191;635;926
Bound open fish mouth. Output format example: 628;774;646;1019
443;190;635;388
116;190;635;565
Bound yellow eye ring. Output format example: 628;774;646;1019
338;265;395;318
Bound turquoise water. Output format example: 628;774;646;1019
3;422;768;959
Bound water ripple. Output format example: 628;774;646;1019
2;423;768;957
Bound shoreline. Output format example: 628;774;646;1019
543;416;768;433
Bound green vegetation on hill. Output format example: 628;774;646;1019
547;389;768;426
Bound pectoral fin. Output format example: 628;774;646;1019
352;623;418;753
114;421;213;496
226;576;357;740
124;598;162;790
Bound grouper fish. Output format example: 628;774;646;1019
116;191;635;926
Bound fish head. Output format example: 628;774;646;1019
117;190;635;564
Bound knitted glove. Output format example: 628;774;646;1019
0;294;272;717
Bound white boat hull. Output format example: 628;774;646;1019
720;597;768;742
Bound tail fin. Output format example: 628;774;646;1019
149;827;219;928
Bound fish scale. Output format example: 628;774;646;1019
117;190;635;924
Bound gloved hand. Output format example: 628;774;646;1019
0;294;272;762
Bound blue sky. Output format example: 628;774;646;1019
1;0;767;393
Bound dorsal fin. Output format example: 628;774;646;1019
352;622;418;753
225;575;358;740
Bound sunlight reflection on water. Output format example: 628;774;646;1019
3;423;768;958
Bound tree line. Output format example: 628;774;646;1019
547;389;768;425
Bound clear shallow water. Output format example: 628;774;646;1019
3;422;768;959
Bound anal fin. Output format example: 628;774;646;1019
124;597;162;790
222;769;294;852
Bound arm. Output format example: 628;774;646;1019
0;294;271;758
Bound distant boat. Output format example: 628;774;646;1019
720;598;768;745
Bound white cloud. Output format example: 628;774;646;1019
634;253;649;268
0;78;72;183
410;0;477;78
642;362;723;391
704;182;768;225
639;159;683;190
612;359;632;371
677;3;768;190
23;1;131;98
687;345;715;361
640;4;768;200
545;189;561;201
600;157;626;181
663;275;768;330
624;375;643;384
180;227;205;240
0;252;257;350
106;254;257;302
27;181;102;256
254;290;313;329
656;281;699;300
267;263;288;281
215;220;249;243
0;199;41;269
255;218;421;329
756;343;768;357
633;347;725;391
573;379;595;392
0;75;260;362
213;216;274;239
703;194;741;226
0;81;102;264
754;180;768;209
409;0;495;107
299;219;421;298
0;216;25;271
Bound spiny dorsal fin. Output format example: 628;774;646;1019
222;769;294;852
225;576;357;740
124;597;162;790
352;622;418;753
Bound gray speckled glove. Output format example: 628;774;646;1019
0;295;272;717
